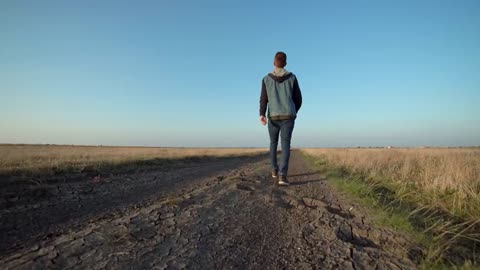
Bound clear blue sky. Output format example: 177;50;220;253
1;0;479;147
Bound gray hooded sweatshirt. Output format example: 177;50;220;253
259;68;302;120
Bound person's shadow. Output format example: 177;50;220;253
289;178;326;186
288;171;321;177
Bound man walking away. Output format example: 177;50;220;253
259;51;302;186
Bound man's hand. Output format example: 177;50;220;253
260;115;267;126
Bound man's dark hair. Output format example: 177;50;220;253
274;51;287;68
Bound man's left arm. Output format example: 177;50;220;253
293;77;302;113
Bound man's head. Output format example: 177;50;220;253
274;51;287;68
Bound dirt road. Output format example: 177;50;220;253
0;150;420;269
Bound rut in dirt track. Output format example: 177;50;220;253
1;150;421;270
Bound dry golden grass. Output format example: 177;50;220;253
302;148;480;218
302;147;480;265
0;144;267;176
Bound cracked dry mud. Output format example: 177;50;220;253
0;151;421;269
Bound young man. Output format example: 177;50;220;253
259;51;302;186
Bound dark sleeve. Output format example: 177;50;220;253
259;79;268;116
293;77;302;113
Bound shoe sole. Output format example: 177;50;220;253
272;175;278;178
278;181;290;186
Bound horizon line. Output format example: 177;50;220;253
1;143;479;149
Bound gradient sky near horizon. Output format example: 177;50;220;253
1;0;479;147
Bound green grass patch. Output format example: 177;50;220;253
332;172;418;233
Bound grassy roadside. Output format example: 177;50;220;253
300;151;479;270
0;145;267;178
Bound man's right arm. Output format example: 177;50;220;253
259;79;268;116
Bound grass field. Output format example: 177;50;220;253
0;144;267;176
2;144;478;266
302;147;480;267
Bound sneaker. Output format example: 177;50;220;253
278;175;290;186
272;169;278;178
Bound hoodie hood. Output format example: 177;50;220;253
268;67;293;83
271;67;290;77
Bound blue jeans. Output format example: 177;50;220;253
268;118;295;176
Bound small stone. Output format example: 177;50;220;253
130;228;156;240
168;260;187;269
154;244;172;257
163;218;176;227
160;213;174;219
352;249;377;269
302;197;327;208
79;249;97;261
85;232;106;246
339;260;355;270
236;183;255;191
130;215;145;224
